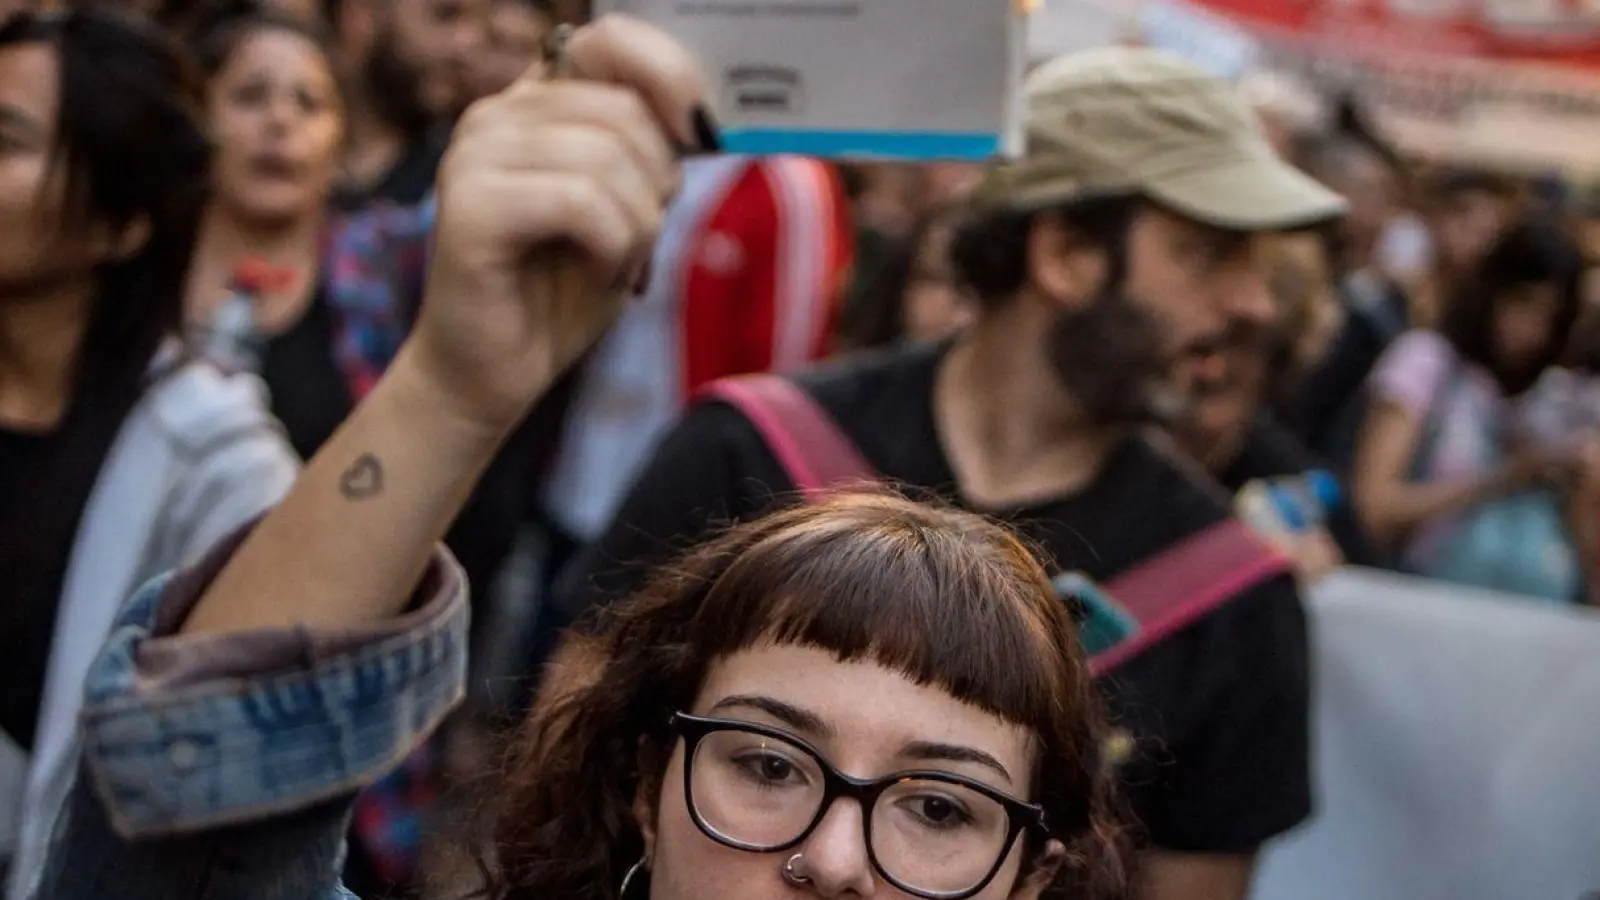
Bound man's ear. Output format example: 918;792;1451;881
1025;214;1107;310
1010;839;1068;900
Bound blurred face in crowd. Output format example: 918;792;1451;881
208;26;342;229
472;0;548;98
641;644;1055;900
1493;281;1563;378
1271;230;1340;369
1434;187;1508;273
0;41;61;294
855;164;924;238
0;42;137;296
1319;147;1395;259
902;218;973;343
1176;233;1328;469
381;0;487;118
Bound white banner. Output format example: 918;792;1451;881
1255;568;1600;900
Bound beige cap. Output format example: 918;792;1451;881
975;47;1347;231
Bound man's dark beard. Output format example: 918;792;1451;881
364;30;434;138
1044;288;1169;428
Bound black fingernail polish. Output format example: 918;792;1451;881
692;105;722;154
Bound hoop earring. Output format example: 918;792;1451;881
619;856;648;898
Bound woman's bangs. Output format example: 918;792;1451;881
688;516;1066;728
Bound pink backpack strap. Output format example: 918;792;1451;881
696;375;878;499
1091;519;1292;675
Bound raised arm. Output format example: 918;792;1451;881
37;18;705;900
182;17;704;636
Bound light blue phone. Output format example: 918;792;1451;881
1051;572;1140;657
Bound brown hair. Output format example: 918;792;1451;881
489;492;1132;900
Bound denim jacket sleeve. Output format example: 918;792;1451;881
31;522;469;900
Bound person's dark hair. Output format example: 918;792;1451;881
948;194;1138;311
490;493;1132;900
189;2;336;79
1439;217;1584;395
151;0;315;47
0;8;210;739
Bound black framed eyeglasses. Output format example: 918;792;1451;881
669;711;1049;900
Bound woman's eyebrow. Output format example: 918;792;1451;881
901;740;1013;785
710;694;833;739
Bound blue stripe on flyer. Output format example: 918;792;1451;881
715;128;1001;161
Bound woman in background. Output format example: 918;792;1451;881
183;7;352;455
0;11;296;896
1354;218;1589;600
184;1;533;626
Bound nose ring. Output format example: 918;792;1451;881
782;852;811;886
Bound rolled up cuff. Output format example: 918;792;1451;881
78;521;469;840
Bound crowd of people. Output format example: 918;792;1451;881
1;0;1598;898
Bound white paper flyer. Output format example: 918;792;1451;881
596;0;1028;161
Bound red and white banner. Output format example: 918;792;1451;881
1155;0;1600;173
1180;0;1600;72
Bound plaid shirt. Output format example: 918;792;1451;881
324;196;435;403
322;196;444;886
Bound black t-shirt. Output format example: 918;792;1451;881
0;424;69;750
559;342;1312;853
1220;414;1382;567
261;291;353;460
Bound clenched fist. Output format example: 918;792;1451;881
410;15;705;429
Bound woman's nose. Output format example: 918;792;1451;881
793;799;876;896
263;93;297;132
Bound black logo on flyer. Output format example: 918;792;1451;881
723;64;804;115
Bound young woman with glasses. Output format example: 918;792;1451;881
497;491;1130;900
32;15;1129;900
